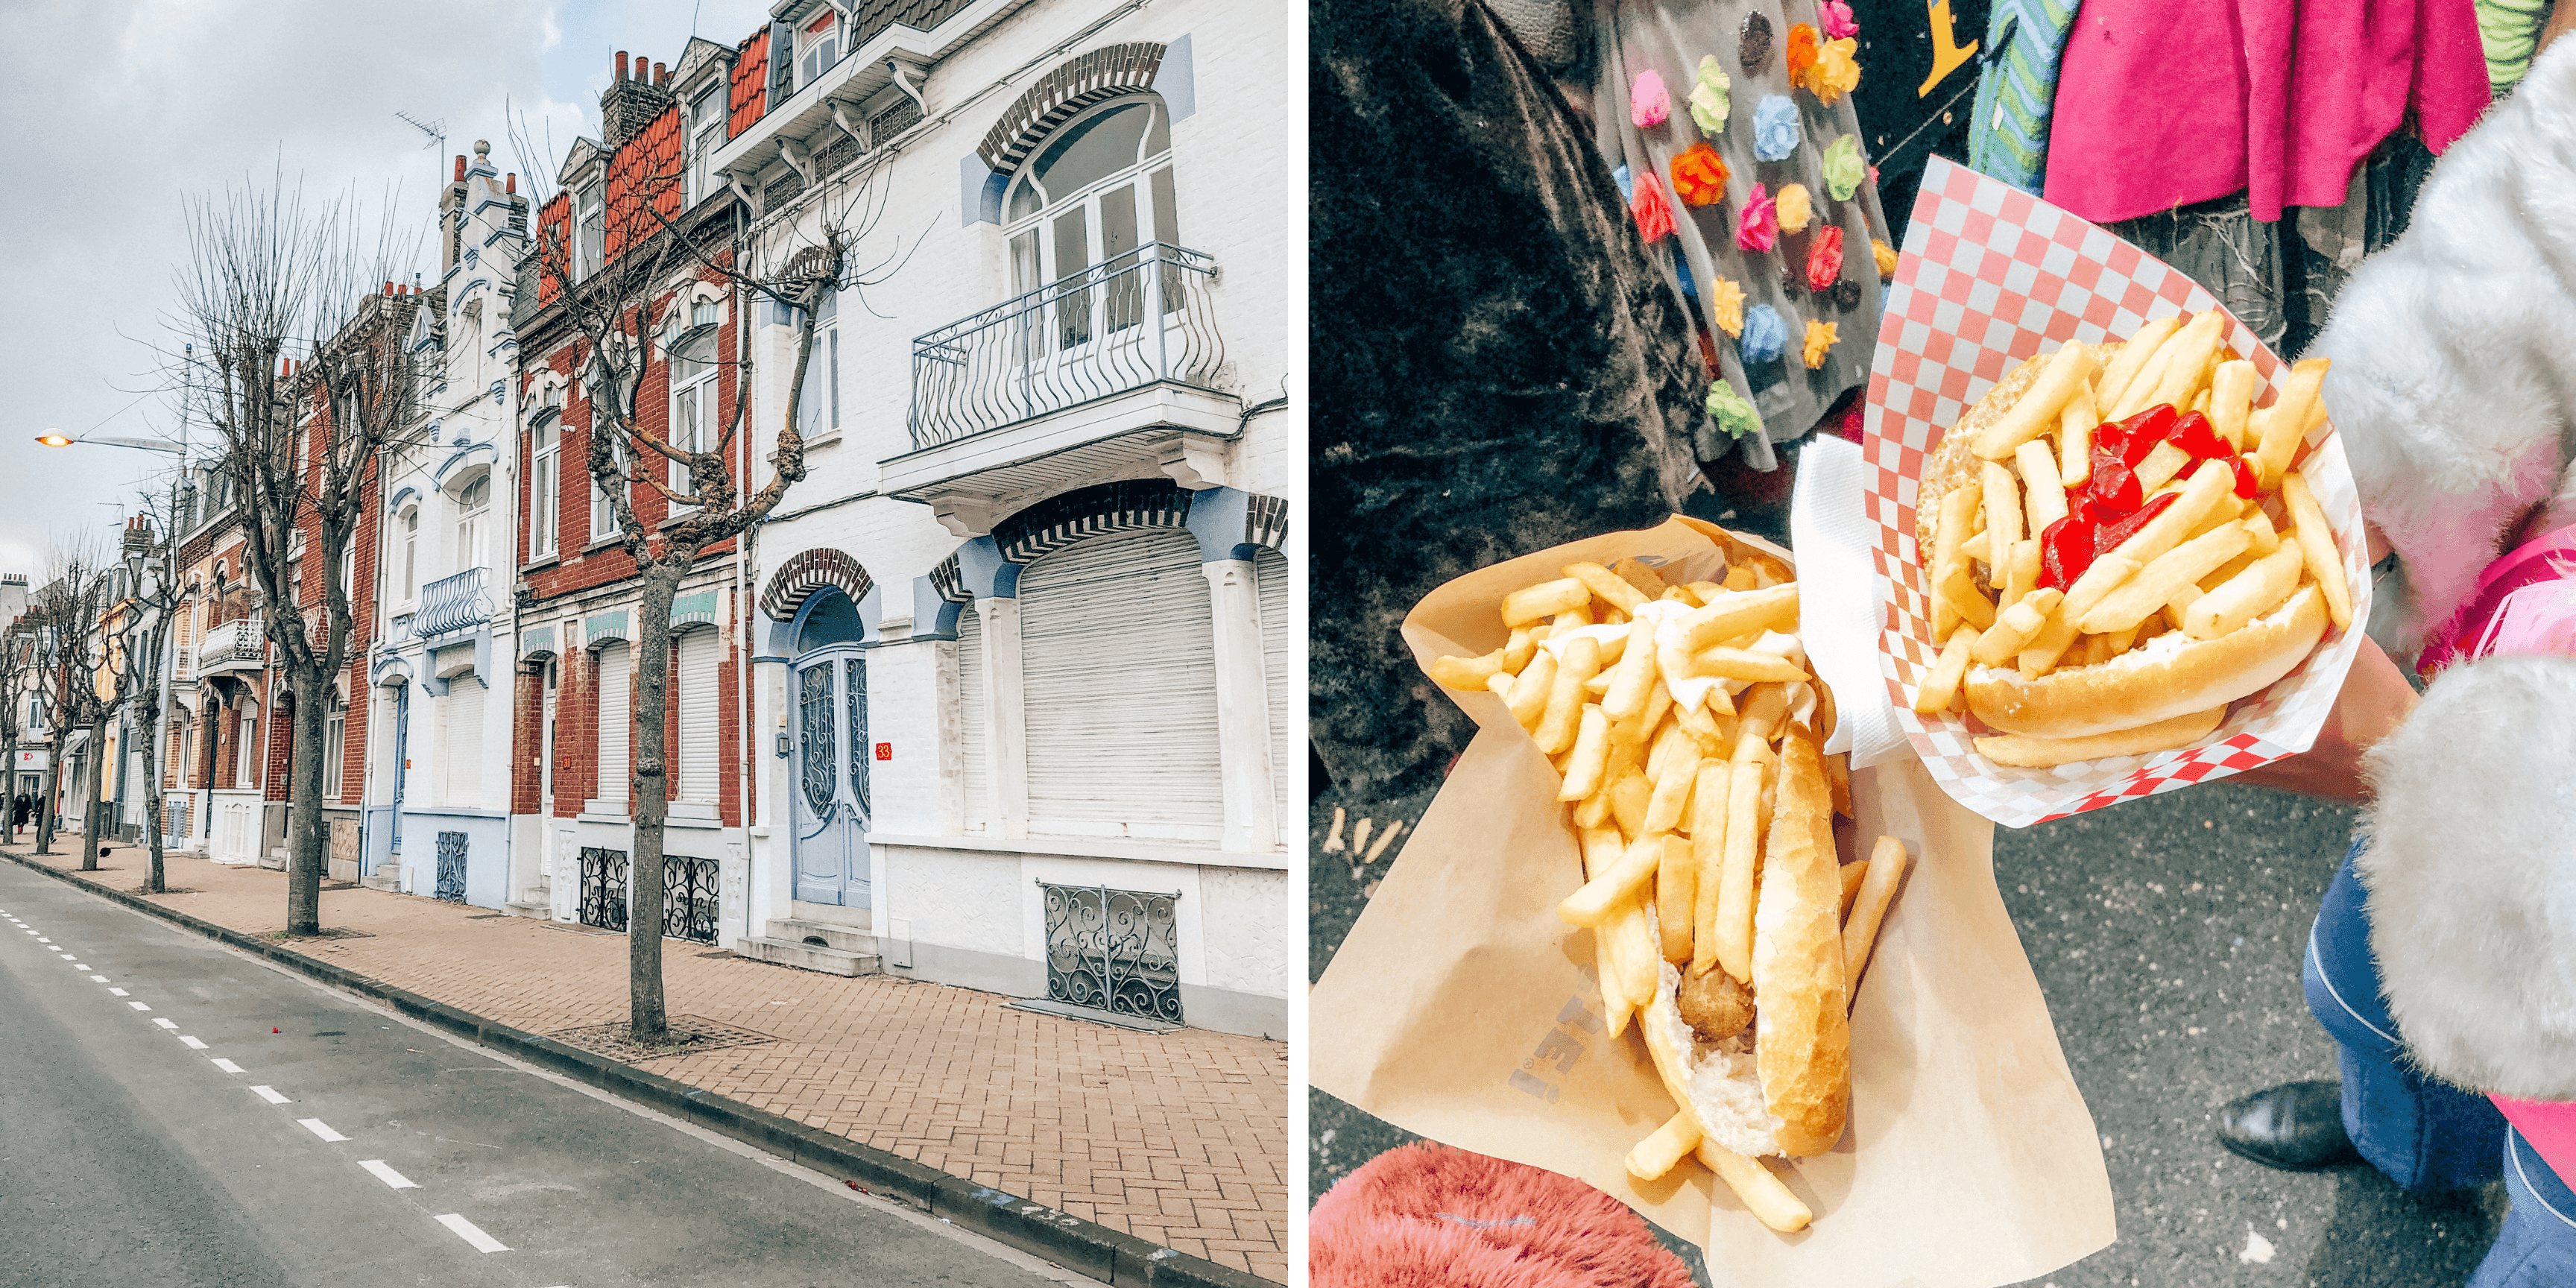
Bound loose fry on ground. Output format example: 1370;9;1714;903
1559;834;1666;926
1565;561;1650;613
2209;359;2258;450
1974;704;2228;766
1680;584;1802;651
1840;859;1870;920
1656;835;1697;963
2017;438;2068;531
1972;588;2063;665
1689;761;1731;972
1558;704;1614;802
2253;358;2330;486
1913;625;1980;713
2059;384;2097;487
1626;1110;1703;1182
1844;836;1913;1002
2282;471;2352;629
2184;545;2305;640
2094;314;2183;411
1975;341;2098;458
1713;760;1766;982
2078;521;2252;635
1428;648;1505;689
1534;637;1601;753
1698;1142;1813;1234
1503;577;1591;626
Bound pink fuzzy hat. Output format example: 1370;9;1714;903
1308;1142;1696;1288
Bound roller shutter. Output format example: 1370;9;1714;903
1257;548;1294;846
956;602;988;833
439;676;484;805
595;643;631;811
1019;528;1222;839
676;628;720;804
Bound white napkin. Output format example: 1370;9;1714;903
1788;434;1911;768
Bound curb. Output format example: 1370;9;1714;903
1;850;1281;1288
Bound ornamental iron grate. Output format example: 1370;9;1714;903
1039;881;1181;1025
845;657;869;823
579;846;628;932
435;831;468;903
799;666;834;813
663;855;719;944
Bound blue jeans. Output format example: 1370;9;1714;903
2305;842;2576;1287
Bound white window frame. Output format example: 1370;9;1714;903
689;87;725;205
591;438;628;541
798;9;840;89
454;473;490;575
324;701;346;799
398;505;420;603
529;418;559;558
669;300;722;502
235;701;259;790
577;180;606;279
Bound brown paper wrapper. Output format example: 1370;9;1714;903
1309;517;2115;1285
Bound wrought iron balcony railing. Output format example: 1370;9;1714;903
908;242;1225;451
196;613;264;673
415;566;490;639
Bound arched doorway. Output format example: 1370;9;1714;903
788;588;869;908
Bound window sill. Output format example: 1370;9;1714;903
521;554;561;575
802;432;843;451
582;534;625;554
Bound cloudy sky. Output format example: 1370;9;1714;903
0;0;774;581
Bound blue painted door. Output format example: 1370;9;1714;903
790;648;870;907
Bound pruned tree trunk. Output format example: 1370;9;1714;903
79;714;106;871
626;561;686;1041
37;739;60;855
139;698;165;894
285;667;329;934
1;732;16;847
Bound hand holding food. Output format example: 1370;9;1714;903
1910;313;2351;768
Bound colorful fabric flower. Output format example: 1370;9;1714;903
1812;37;1861;106
1670;143;1730;206
1775;183;1813;234
1688;56;1731;133
1741;305;1787;364
1806;226;1846;294
1820;0;1858;40
1785;24;1819;90
1707;382;1764;440
1872;238;1899;280
1822;133;1866;201
1736;182;1778;252
1632;171;1676;242
1631;69;1670;127
1752;95;1802;161
1708;276;1746;337
1802;319;1838;368
1739;11;1774;69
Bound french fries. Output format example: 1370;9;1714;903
1428;544;1905;1237
1906;312;2349;768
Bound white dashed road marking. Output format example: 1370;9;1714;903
126;1002;150;1011
178;1036;207;1049
359;1160;419;1190
211;1058;244;1073
297;1118;350;1143
435;1214;508;1253
153;1018;176;1029
250;1085;291;1105
87;975;105;982
108;988;127;996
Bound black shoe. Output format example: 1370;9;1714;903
2217;1080;2361;1170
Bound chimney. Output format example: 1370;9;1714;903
654;62;666;86
384;280;395;295
505;172;517;195
454;154;467;181
616;51;629;82
601;48;675;150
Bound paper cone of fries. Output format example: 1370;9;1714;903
1309;516;2114;1286
1864;158;2371;829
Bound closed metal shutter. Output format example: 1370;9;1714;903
956;602;988;833
1020;528;1222;839
440;676;484;805
676;628;719;804
595;643;631;810
1257;549;1293;845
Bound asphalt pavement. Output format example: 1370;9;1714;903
1310;776;2503;1287
0;858;1105;1288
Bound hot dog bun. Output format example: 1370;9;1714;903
1634;729;1849;1160
1966;585;2329;738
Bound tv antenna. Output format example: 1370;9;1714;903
395;110;447;186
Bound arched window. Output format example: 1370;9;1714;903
455;474;490;572
1004;95;1178;349
399;504;420;601
529;419;559;558
235;698;260;789
669;303;720;500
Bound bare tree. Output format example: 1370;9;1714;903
172;172;421;935
113;500;187;895
516;114;918;1040
28;542;119;869
0;619;32;845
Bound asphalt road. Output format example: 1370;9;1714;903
1310;777;2502;1287
0;860;1101;1288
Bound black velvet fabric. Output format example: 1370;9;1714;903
1313;0;1714;797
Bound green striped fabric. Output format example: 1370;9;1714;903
1965;0;2080;195
2478;0;2548;94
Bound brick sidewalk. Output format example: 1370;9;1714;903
7;843;1286;1281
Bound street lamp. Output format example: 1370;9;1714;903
35;432;183;455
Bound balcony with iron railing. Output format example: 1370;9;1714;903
414;567;491;640
196;613;265;675
884;243;1243;537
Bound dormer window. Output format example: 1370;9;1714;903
799;10;840;88
577;180;605;278
689;86;726;205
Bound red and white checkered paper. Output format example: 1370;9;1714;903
1863;158;2370;829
